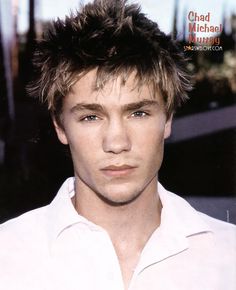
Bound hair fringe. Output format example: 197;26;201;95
28;0;192;121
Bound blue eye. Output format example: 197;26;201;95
81;115;98;122
132;111;148;118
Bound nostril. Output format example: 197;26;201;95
102;137;131;154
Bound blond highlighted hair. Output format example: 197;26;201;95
28;0;192;124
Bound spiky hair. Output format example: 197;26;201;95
28;0;192;122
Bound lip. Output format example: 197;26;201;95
101;164;137;177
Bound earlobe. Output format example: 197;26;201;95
53;118;69;145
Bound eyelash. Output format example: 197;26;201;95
80;115;99;122
79;110;149;122
131;111;149;118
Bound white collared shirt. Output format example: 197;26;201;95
0;177;235;290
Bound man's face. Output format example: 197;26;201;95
54;70;172;205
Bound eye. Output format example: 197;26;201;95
131;111;148;118
81;115;99;122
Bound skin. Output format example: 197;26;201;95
54;69;172;289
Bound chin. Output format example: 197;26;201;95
98;194;140;207
96;185;143;207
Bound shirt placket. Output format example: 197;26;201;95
93;229;125;290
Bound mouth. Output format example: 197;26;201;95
100;164;137;177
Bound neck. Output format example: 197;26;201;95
73;178;162;289
73;178;162;248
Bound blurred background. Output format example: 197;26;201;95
0;0;236;223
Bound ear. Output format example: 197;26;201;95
164;115;173;139
53;118;69;145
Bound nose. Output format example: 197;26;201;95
102;118;131;154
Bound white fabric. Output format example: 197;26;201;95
0;177;235;290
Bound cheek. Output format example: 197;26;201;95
66;129;100;167
136;126;166;166
135;123;166;148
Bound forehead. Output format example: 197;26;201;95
68;69;163;106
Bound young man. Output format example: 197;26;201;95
0;0;235;289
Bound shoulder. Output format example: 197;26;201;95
198;211;236;244
0;205;49;249
159;183;236;247
0;177;75;250
0;205;48;229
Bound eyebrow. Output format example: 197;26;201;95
70;99;159;114
70;103;104;113
123;100;159;111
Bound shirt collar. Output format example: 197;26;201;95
135;183;213;271
46;178;212;250
46;177;102;249
158;182;212;238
